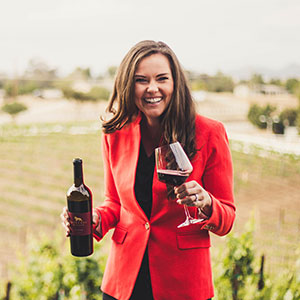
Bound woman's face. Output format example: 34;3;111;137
134;53;174;126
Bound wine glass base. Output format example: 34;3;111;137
177;218;204;228
177;220;191;228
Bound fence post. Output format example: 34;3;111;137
258;254;265;290
5;281;11;300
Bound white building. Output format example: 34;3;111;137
234;84;288;98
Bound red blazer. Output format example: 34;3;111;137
94;114;235;300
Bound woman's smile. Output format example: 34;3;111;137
143;97;163;104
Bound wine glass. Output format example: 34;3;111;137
155;142;203;228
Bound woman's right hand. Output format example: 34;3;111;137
60;207;71;237
60;207;101;237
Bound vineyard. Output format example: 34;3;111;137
0;119;300;297
0;122;106;279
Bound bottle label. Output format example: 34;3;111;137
69;212;92;236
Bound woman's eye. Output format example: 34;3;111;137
135;78;147;83
158;77;168;81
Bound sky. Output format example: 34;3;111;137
1;0;300;77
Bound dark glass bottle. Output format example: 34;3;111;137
67;158;93;256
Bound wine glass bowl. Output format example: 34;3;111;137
155;142;203;227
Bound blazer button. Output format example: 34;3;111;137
145;222;150;230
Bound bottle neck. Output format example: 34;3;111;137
73;159;84;187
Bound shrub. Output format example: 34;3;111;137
279;108;298;127
4;80;41;97
213;218;300;300
1;102;27;121
190;72;234;92
3;222;300;300
247;103;276;129
3;81;17;98
10;230;105;300
87;86;110;101
61;85;110;102
63;88;91;101
18;80;40;95
296;110;300;134
248;104;300;134
213;219;256;300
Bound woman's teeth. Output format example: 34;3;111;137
144;97;162;104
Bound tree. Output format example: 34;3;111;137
190;72;234;92
23;58;57;88
279;108;298;127
285;78;299;94
68;67;92;80
2;102;27;122
269;78;282;86
3;80;19;99
250;73;264;85
107;66;118;78
208;72;234;92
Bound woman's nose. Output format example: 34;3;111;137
147;81;159;92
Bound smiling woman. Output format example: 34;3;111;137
102;40;198;160
61;40;235;300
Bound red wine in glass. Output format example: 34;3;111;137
157;169;190;186
155;142;203;227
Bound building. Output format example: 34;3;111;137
234;84;288;98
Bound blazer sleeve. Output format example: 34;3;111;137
93;133;121;241
199;121;236;236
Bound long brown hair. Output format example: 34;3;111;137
102;40;197;160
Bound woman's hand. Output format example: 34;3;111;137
60;207;71;237
92;210;101;229
174;180;212;218
60;207;101;237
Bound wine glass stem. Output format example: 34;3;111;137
184;205;192;220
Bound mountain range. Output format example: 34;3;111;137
228;63;300;81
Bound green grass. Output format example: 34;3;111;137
0;121;299;279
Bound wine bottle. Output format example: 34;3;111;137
67;158;93;257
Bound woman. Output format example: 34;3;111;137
61;40;235;300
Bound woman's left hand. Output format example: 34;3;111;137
174;180;212;218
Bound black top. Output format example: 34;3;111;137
131;142;155;299
134;141;155;219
